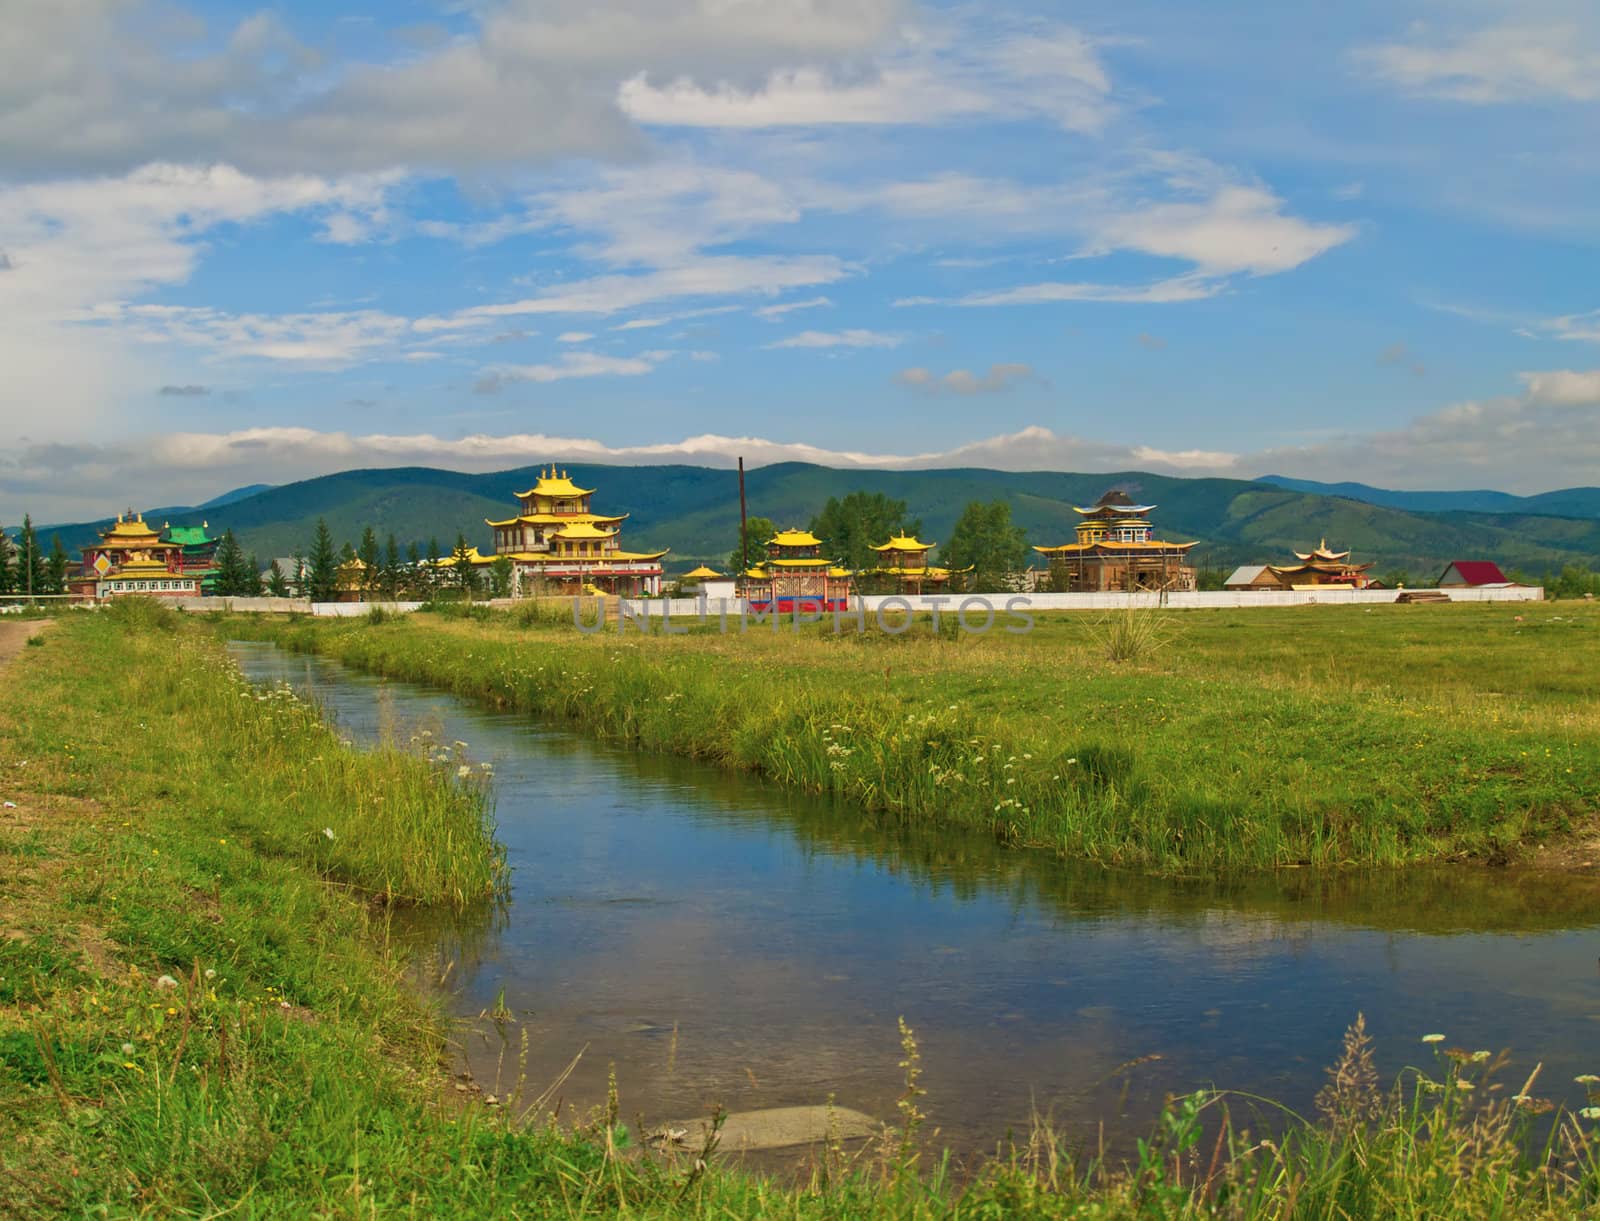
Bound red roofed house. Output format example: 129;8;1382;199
1437;560;1512;588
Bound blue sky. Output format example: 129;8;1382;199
3;0;1599;520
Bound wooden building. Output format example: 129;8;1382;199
483;467;667;595
744;528;850;612
1267;540;1374;589
864;534;967;594
1034;490;1197;592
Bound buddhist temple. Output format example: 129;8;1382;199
865;534;968;594
743;528;851;611
71;512;201;599
483;467;667;595
1034;490;1197;592
165;522;221;593
1267;540;1374;589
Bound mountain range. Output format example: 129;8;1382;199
30;464;1600;579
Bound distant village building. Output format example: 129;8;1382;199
71;512;202;599
744;528;850;611
1267;540;1374;589
1437;560;1512;588
1034;490;1197;592
483;467;667;595
1222;565;1283;591
864;534;968;595
680;565;737;600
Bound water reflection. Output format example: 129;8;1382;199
229;642;1600;1151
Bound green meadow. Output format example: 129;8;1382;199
3;601;1599;1216
237;599;1600;874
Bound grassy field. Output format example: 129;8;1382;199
3;603;1600;1215
232;599;1600;874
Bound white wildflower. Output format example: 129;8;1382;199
322;827;335;840
155;975;179;990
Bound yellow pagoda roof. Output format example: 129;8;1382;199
828;566;852;578
1292;538;1352;562
768;557;834;568
100;513;168;542
870;534;935;552
513;466;595;499
744;566;769;579
435;546;491;566
486;512;626;528
683;565;723;579
552;521;617;540
769;528;822;547
1034;540;1197;555
500;548;668;563
114;557;174;573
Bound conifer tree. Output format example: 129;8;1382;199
290;552;307;597
451;533;478;598
382;533;402;600
243;554;263;596
45;536;70;595
17;516;44;601
306;519;339;603
404;541;422;598
357;528;381;600
423;537;443;599
0;528;15;595
265;559;290;597
211;530;244;595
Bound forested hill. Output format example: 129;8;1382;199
37;461;1600;577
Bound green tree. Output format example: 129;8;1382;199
265;559;290;597
945;500;1027;594
45;535;71;595
290;552;307;597
17;516;45;601
382;534;403;601
211;530;256;596
422;537;443;600
489;555;514;599
357;528;381;601
809;491;920;574
404;542;422;598
0;528;15;595
728;515;776;574
243;554;263;596
451;533;478;598
306;519;339;603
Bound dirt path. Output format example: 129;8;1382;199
0;617;53;668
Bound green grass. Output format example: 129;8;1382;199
3;601;1600;1215
231;600;1600;874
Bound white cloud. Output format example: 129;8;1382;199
419;257;848;333
1520;368;1600;406
1090;186;1356;277
1357;23;1600;103
895;364;1037;394
1539;309;1600;343
475;350;672;393
754;296;833;320
618;17;1115;134
765;328;901;349
900;276;1218;308
89;303;415;366
557;331;596;344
